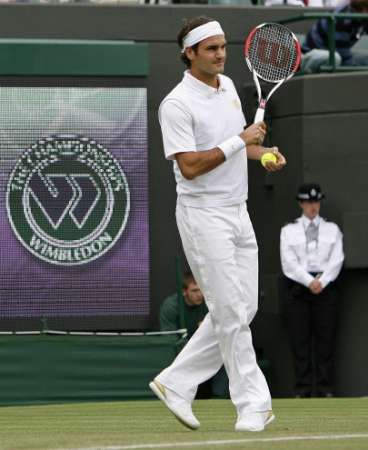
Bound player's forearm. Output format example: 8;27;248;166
175;148;226;180
176;134;250;180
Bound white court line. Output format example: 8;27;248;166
67;433;368;450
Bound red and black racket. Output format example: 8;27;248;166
244;23;301;123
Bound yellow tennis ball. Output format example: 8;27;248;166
261;152;277;167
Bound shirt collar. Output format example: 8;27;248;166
183;70;226;97
301;214;320;228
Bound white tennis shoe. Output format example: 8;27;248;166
235;410;275;432
149;379;200;430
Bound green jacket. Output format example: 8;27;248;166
159;293;208;338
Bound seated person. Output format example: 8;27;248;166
160;270;208;338
160;270;229;398
301;0;368;72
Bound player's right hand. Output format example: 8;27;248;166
240;121;266;146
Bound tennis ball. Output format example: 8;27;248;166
261;152;277;167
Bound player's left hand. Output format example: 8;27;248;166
263;147;287;172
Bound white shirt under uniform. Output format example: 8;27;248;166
280;214;344;288
156;71;272;419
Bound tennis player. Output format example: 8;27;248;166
150;16;286;432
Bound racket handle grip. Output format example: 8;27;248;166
254;107;265;123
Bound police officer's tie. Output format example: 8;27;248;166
306;222;318;244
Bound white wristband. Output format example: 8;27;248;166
218;135;245;160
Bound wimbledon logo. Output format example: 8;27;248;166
6;135;130;266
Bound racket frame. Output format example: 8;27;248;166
244;22;301;123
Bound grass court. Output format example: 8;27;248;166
0;398;367;450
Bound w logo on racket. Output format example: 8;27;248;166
7;135;130;265
256;38;291;69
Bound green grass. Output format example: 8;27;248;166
0;398;367;450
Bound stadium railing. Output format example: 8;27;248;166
279;12;368;72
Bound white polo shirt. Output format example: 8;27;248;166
159;71;248;207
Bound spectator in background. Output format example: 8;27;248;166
302;0;368;72
265;0;341;6
160;270;207;339
280;183;344;398
160;270;229;399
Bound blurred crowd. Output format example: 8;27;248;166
0;0;361;11
0;0;350;5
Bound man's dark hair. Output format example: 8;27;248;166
182;270;196;289
177;16;215;68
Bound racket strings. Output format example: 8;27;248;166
248;24;298;82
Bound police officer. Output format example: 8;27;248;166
280;183;344;397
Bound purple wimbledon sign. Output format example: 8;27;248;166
0;87;149;329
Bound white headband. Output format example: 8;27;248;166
182;21;225;53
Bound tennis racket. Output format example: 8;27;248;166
244;23;301;123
